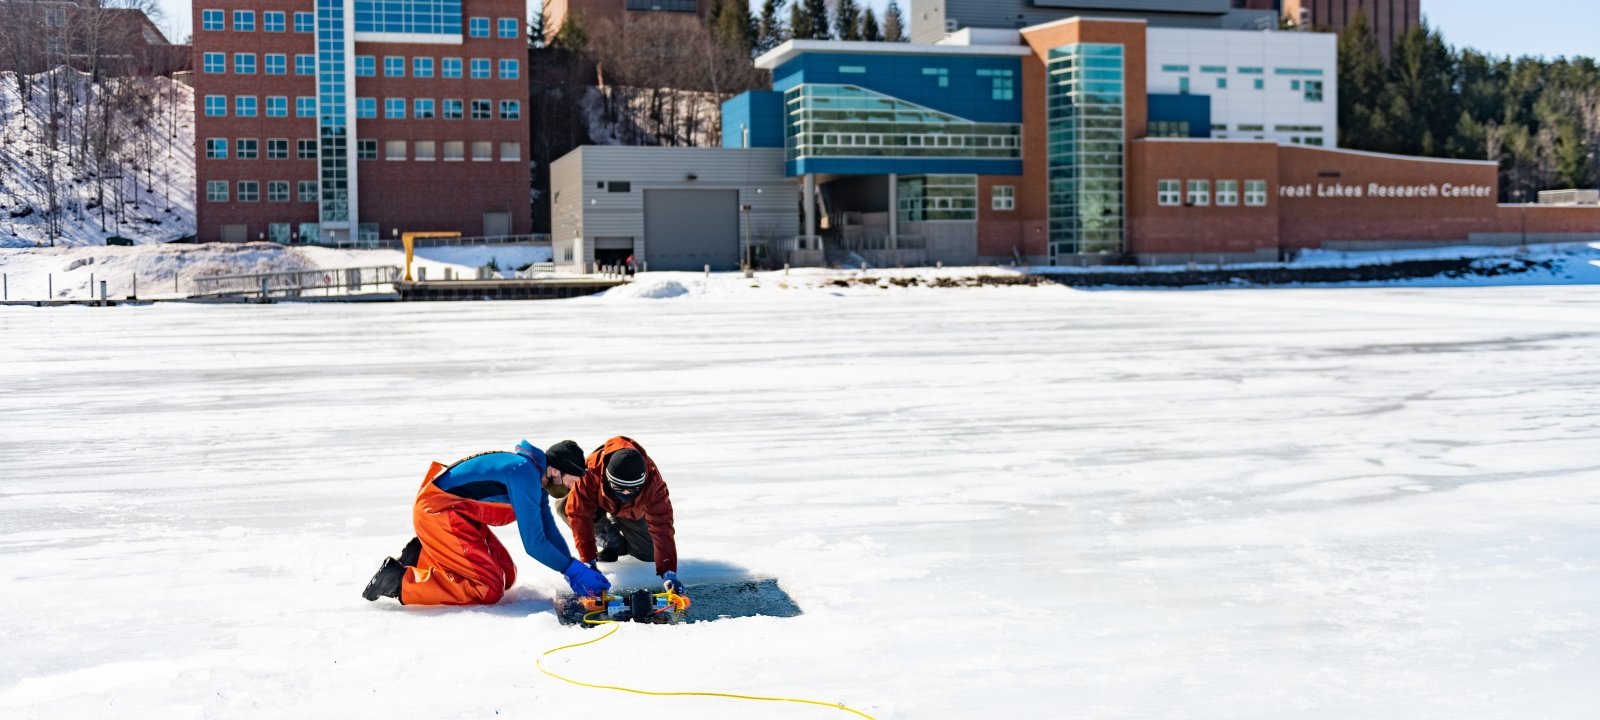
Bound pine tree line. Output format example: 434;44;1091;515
1339;10;1600;201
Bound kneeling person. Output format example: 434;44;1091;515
363;439;610;605
559;436;685;595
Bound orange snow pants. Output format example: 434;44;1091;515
399;462;520;606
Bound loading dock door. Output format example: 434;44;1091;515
643;189;740;271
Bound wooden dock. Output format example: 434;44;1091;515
395;278;625;301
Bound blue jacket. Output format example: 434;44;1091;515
429;440;574;574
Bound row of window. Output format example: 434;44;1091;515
1160;64;1325;77
1156;179;1270;207
1175;75;1323;101
203;139;524;166
202;96;521;120
201;9;520;38
201;53;520;80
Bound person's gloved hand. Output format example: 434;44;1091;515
563;558;610;596
661;570;685;595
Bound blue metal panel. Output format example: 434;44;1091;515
1147;93;1212;138
789;158;1023;177
722;91;786;148
771;53;1022;124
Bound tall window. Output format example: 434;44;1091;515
414;57;434;78
1216;180;1239;206
233;10;254;32
202;9;224;31
498;18;519;38
1187;180;1210;206
1157;180;1180;206
203;53;225;74
1045;43;1125;257
384;56;404;77
1244;180;1268;206
498;58;519;80
470;58;490;79
469;17;490;37
264;11;285;32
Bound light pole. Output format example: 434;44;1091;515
740;202;753;277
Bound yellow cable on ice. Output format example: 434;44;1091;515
536;607;876;719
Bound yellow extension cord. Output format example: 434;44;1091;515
536;604;877;719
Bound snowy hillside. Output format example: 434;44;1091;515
0;68;195;248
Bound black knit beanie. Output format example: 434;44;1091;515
544;440;586;478
605;449;647;488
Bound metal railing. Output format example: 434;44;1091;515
837;234;927;251
191;266;402;298
372;233;551;249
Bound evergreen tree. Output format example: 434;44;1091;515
805;0;832;40
529;7;545;48
789;0;814;40
712;0;757;54
883;0;906;42
1382;21;1459;156
552;10;588;55
835;0;861;41
1336;9;1386;151
757;0;787;52
859;6;882;42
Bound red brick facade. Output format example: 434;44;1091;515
192;0;531;243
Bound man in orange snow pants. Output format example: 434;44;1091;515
362;439;611;605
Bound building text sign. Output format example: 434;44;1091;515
1279;182;1494;199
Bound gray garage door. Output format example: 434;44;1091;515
644;189;740;271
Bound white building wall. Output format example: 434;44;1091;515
1146;27;1338;147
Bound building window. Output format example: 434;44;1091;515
237;181;259;202
385;140;406;160
1304;80;1324;102
992;185;1015;211
296;97;316;118
298;180;318;202
415;140;436;161
1217;77;1227;89
384;56;404;77
469;16;490;37
234;53;256;75
235;96;258;117
356;97;376;119
977;68;1014;100
203;53;225;74
266;96;287;117
1245;180;1268;206
840;65;866;74
498;17;519;38
442;58;462;78
1161;64;1190;73
265;54;286;75
357;139;378;161
205;138;227;159
897;175;977;222
296;54;315;75
233;10;254;32
470;99;491;120
267;181;290;202
921;66;949;88
607;181;631;193
1186;180;1210;206
235;138;258;160
1149;121;1190;138
356;56;375;77
470;58;490;79
414;98;436;119
498;58;519;80
1215;180;1239;206
1291;79;1301;91
385;98;405;119
268;223;291;242
472;141;493;161
205;96;227;117
264;11;285;32
501;142;521;161
206;181;228;202
1157;180;1180;206
1254;78;1264;90
1178;77;1190;95
294;11;314;33
297;139;317;160
202;9;224;31
443;141;464;161
414;57;434;78
499;100;520;120
443;99;463;119
1275;68;1325;77
266;139;288;160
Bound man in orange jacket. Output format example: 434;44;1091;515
558;436;686;595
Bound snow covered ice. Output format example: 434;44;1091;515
1;281;1597;718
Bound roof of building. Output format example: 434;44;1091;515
754;40;1032;71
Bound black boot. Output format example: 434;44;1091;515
398;537;422;567
362;557;405;602
594;516;627;563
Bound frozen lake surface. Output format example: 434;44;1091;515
2;283;1597;718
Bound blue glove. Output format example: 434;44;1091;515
662;570;685;595
563;558;610;596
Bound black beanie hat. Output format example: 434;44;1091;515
605;449;647;488
544;440;586;478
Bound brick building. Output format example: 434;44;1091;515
1282;0;1420;57
192;0;531;244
